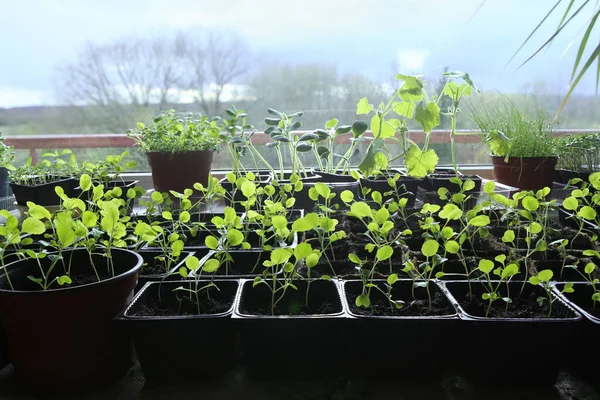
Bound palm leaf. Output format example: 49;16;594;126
505;0;563;67
557;41;600;116
517;1;591;69
572;9;600;81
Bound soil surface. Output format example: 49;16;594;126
454;287;573;319
131;290;232;317
348;290;455;317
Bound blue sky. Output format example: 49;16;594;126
0;0;596;107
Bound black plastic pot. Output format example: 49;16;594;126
0;167;10;198
0;323;8;369
441;280;582;387
359;172;420;207
558;206;600;234
307;171;360;210
195;249;270;279
135;249;198;292
341;280;458;381
553;282;600;383
233;279;345;381
0;248;142;395
120;280;239;381
11;176;77;206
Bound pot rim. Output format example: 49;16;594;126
490;154;558;160
121;279;239;320
341;279;458;320
0;248;143;295
439;280;582;322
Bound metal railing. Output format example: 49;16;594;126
4;129;595;165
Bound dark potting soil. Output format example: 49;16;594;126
456;288;565;319
347;288;455;317
490;223;596;250
140;259;172;276
130;289;232;317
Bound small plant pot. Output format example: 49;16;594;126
359;173;420;207
233;279;345;381
491;156;557;192
554;169;577;185
0;167;10;198
10;176;77;206
341;280;458;381
558;206;600;234
0;248;142;395
147;150;214;194
306;171;360;210
553;282;600;383
134;249;198;292
120;280;239;381
441;280;582;387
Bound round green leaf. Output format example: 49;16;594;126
502;230;515;243
340;190;354;203
478;259;495;274
376;245;394;261
348;253;361;264
271;248;292;265
305;252;320;268
185;256;200;271
444;240;460;254
578;206;597;221
227;229;244;246
421;240;439;258
294;242;313;260
205;235;219;250
537;269;553;282
469;215;490;227
522;196;539;212
350;202;372;219
585;262;596;275
22;217;45;235
562;196;578;211
355;293;370;307
202;259;220;273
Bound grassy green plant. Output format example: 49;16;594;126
127;109;220;153
470;96;557;160
554;132;600;173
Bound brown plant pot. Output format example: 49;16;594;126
491;156;557;191
147;150;214;193
0;249;142;395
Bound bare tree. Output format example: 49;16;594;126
55;30;250;131
181;31;250;116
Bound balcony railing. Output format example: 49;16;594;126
4;129;596;180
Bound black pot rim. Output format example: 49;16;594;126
146;149;216;155
122;279;239;320
0;248;142;295
232;278;345;319
440;280;582;322
341;279;458;320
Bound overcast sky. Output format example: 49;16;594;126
0;0;596;107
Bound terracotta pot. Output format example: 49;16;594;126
0;249;142;394
491;156;557;191
147;150;214;193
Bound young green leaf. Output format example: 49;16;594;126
562;282;574;293
348;253;362;265
22;217;46;235
376;245;394;261
421;240;439;258
202;259;220;273
387;273;398;286
205;235;219;250
227;229;244;246
350;202;372;219
271;248;292;265
522;196;539;212
502;263;520;279
185;256;200;271
584;262;596;275
478;259;495;274
294;242;313;260
355;293;371;307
